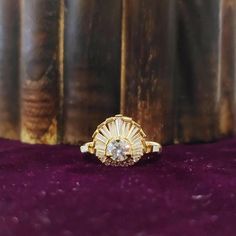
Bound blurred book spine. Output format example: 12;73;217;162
0;0;235;145
219;0;236;137
0;0;20;139
20;0;63;144
175;0;221;143
121;0;176;144
63;0;121;144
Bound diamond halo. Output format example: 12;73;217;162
92;115;146;166
80;114;162;167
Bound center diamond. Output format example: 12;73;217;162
106;139;131;162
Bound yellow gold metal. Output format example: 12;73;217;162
80;114;162;166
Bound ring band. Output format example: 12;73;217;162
80;114;162;166
81;141;162;154
145;141;162;153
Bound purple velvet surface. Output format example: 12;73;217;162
0;138;236;236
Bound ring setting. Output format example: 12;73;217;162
80;114;162;166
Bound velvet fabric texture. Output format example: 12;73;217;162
0;138;236;236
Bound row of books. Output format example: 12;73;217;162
0;0;235;145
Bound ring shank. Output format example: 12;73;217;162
145;141;162;153
81;141;162;154
80;142;94;154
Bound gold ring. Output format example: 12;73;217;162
80;114;162;166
